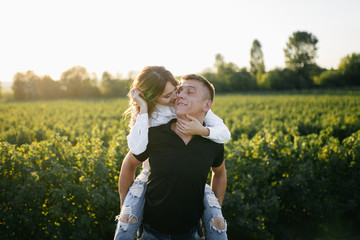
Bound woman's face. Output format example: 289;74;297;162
156;81;178;106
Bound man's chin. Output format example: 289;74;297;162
175;109;187;117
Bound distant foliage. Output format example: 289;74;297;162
201;31;358;92
203;54;257;92
11;67;131;100
1;94;360;239
314;53;360;89
314;69;343;87
260;68;298;90
101;71;131;98
284;31;318;70
250;39;265;78
9;49;360;100
338;53;360;86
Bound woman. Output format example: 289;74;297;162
114;66;229;239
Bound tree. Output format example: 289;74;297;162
101;72;115;97
81;79;101;97
101;71;130;98
214;53;226;73
208;54;257;92
229;68;257;91
12;72;26;100
260;68;316;90
338;53;360;86
101;71;112;82
11;71;64;100
60;66;90;98
313;69;343;87
39;75;63;99
283;31;319;88
213;54;238;92
284;31;318;71
250;39;265;77
12;71;42;100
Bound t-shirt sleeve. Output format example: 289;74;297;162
211;144;225;168
133;148;149;162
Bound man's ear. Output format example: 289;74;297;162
202;99;212;112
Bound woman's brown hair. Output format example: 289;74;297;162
125;66;178;127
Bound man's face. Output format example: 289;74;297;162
175;80;211;118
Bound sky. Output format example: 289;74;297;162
1;0;359;89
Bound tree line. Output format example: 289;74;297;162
11;67;131;100
204;31;360;92
9;30;360;100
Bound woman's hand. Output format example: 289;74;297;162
130;88;148;114
176;114;210;136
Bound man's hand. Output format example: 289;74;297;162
130;88;148;114
176;114;210;136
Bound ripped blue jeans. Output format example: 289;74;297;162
113;169;227;240
201;184;227;240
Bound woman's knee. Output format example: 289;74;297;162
210;216;226;231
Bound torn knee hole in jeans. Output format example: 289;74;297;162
136;171;148;183
129;182;144;198
206;192;221;209
210;216;227;232
116;206;137;231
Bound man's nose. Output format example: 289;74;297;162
177;90;185;99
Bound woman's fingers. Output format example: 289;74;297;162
130;88;148;109
185;114;196;121
177;119;189;130
131;88;143;99
130;88;138;97
176;118;187;125
176;122;187;134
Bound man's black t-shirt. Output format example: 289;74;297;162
133;119;224;235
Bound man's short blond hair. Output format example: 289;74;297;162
180;74;215;101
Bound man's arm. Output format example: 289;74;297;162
118;151;143;208
211;161;227;206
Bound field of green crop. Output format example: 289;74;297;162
1;92;360;239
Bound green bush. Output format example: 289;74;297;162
223;128;360;239
314;69;344;87
1;94;360;239
0;133;128;239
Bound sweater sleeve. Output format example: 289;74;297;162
127;113;149;155
203;109;231;144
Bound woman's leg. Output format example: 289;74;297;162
114;161;149;240
202;184;228;240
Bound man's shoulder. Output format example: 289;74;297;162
149;118;176;131
149;118;176;132
197;136;224;150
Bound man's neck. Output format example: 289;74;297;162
170;120;193;145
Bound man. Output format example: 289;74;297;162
118;74;227;239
